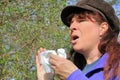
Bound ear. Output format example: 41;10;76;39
99;22;109;36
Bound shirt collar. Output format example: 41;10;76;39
93;53;108;69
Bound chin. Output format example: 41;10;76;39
72;45;81;53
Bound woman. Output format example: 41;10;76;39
36;0;120;80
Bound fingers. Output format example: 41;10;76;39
49;54;58;66
50;54;64;62
49;54;65;66
36;47;47;70
36;47;45;64
36;48;44;70
36;47;46;80
37;47;46;55
36;54;41;67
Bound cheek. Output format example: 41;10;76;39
88;28;100;42
83;26;100;40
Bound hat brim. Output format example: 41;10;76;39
61;5;106;27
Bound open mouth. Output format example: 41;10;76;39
72;35;79;40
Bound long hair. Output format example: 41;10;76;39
67;10;120;80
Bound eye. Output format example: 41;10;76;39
77;19;86;23
69;20;74;25
70;20;74;24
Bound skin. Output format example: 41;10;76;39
36;48;77;80
69;16;104;64
36;48;46;80
36;15;108;80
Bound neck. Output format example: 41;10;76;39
82;49;102;64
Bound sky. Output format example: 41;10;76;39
112;0;120;18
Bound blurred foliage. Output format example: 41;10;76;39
0;0;120;80
0;0;70;80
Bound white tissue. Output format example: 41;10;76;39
40;48;66;73
57;48;67;58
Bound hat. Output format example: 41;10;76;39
61;0;120;34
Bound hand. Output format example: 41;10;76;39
36;48;54;80
49;54;78;80
36;48;46;80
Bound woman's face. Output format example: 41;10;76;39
69;15;102;54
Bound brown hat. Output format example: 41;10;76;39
61;0;120;34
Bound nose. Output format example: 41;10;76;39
70;21;78;32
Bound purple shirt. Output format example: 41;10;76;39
67;53;108;80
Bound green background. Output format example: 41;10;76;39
0;0;119;80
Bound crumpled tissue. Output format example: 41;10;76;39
40;48;67;73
